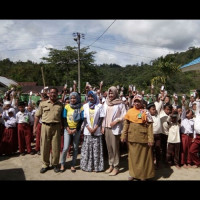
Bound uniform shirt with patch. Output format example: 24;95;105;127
16;110;33;124
35;100;63;123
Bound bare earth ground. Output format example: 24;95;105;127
1;146;200;181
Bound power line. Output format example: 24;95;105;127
82;42;155;59
87;20;116;47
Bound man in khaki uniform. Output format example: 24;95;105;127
34;88;63;173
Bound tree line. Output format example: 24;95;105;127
1;46;200;96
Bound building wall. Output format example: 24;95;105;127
181;63;200;72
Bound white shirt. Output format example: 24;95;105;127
155;101;162;114
152;100;163;134
160;112;169;135
83;103;105;136
180;106;194;134
194;100;200;138
167;116;181;143
16;110;34;124
26;109;36;126
152;115;162;134
4;116;17;128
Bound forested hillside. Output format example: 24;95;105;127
1;46;200;95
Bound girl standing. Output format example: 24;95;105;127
102;86;126;176
80;91;105;172
60;92;84;173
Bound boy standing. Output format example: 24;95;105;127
166;111;181;168
16;102;34;156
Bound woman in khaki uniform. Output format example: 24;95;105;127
121;95;155;181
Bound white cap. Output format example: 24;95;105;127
4;101;11;105
8;108;15;113
122;97;126;101
192;101;197;105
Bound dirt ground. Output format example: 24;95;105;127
1;145;200;181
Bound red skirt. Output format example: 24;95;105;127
0;127;18;155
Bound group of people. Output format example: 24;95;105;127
1;83;200;181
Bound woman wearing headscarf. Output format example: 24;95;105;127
60;92;84;173
121;95;155;181
80;91;105;172
102;86;127;176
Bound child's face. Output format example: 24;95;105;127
18;106;25;112
149;106;156;116
190;96;195;102
8;112;14;117
27;106;32;112
65;100;70;105
177;108;182;114
171;117;177;123
164;97;170;104
4;104;10;110
192;104;196;111
186;110;193;119
164;106;171;115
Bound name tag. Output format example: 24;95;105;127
138;113;142;119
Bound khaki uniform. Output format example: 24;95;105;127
35;100;63;168
121;120;155;180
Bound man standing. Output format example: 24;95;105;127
34;88;63;173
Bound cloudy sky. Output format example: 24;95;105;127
0;20;200;67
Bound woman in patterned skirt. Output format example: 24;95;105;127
80;91;105;172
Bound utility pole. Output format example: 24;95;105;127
41;66;45;87
73;32;85;93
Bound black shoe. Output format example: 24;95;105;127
30;151;35;155
60;168;65;173
20;153;26;156
71;167;76;173
40;167;50;174
54;166;60;173
37;151;41;155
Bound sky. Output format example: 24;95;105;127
0;20;200;67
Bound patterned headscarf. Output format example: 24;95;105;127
88;90;97;109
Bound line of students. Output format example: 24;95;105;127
1;86;200;181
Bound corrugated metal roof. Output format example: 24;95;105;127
180;56;200;69
0;76;18;87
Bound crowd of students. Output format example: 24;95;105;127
0;82;200;181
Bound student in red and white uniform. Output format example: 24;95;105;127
16;102;34;156
147;94;164;169
180;98;194;168
0;108;18;155
190;93;200;168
